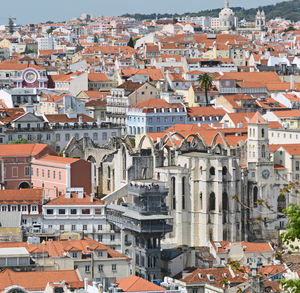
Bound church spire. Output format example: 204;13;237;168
225;0;229;8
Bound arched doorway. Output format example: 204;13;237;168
19;182;30;189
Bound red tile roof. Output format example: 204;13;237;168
0;189;43;204
116;276;165;292
88;73;109;82
0;143;51;157
45;114;96;123
0;269;80;291
36;155;80;164
45;193;104;206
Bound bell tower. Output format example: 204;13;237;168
247;112;269;164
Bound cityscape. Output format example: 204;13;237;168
0;0;300;292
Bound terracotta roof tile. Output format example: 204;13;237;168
116;276;165;292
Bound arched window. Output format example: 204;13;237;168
277;195;286;213
122;147;126;181
249;128;252;137
261;145;266;158
171;177;176;209
199;192;203;210
200;166;203;175
210;167;215;176
253;186;258;207
253;128;255;137
222;166;227;176
222;192;228;211
262;128;265;138
209;192;216;211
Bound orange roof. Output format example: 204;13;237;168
216;72;281;84
45;114;96;123
121;68;165;81
249;112;268;124
0;143;51;157
88;72;109;82
116;276;165;292
82;91;109;99
0;269;80;291
187;106;226;117
36;155;79;164
0;62;44;71
132;98;182;109
0;108;25;124
0;189;43;204
45;193;104;206
0;237;127;259
273;110;300;118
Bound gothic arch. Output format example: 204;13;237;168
210;132;230;149
137;134;155;153
179;134;207;152
159;132;185;150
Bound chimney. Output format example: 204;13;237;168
90;193;94;203
290;74;295;90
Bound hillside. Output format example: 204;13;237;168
122;0;300;22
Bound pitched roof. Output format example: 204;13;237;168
45;114;96;123
116;276;165;292
248;112;268;124
35;155;80;164
45;193;104;206
187;106;226;118
0;108;25;124
0;269;80;291
0;189;43;204
132;98;182;109
88;72;109;82
0;143;51;157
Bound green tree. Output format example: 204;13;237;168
8;138;30;144
46;27;55;34
127;37;134;48
197;73;213;106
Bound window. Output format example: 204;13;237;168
98;235;103;242
209;167;215;176
157;117;160;123
46;134;51;140
11;205;17;212
83;225;87;231
21;205;28;212
46;209;54;214
98;224;102;230
296;161;299;171
1;205;7;211
209;193;216;211
72;252;78;258
98;264;103;272
93;133;98;140
53;171;56;179
102;132;107;140
85;265;90;273
60;225;64;231
71;209;77;214
72;224;76;231
31;205;38;212
56;134;60;141
112;264;117;272
58;209;66;215
42;169;44;178
65;133;70;141
36;168;39;177
97;251;103;257
24;166;30;176
48;170;50;178
95;208;102;215
59;172;62;180
110;235;115;241
253;186;258;207
82;209;90;214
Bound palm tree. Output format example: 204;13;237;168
197;73;213;106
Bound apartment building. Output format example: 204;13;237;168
42;189;121;250
31;155;92;199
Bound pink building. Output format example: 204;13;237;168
0;144;56;189
31;156;92;199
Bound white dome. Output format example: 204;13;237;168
219;7;234;17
